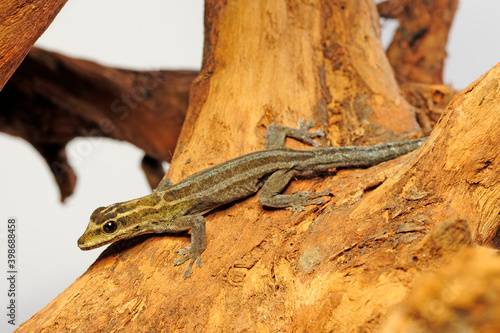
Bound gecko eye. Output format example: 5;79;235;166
103;221;118;233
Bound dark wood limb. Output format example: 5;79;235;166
378;0;459;84
0;47;197;201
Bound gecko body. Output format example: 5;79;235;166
78;121;426;278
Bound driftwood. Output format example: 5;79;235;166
0;0;67;90
378;0;459;84
16;61;500;330
3;0;498;332
381;245;500;332
400;83;456;136
1;47;196;201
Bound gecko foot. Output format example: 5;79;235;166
289;188;331;212
174;247;203;279
297;119;325;148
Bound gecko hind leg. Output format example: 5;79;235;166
265;119;325;149
259;169;331;212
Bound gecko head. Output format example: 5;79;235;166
78;201;160;251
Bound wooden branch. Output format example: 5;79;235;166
381;245;500;332
345;63;500;247
400;83;457;135
0;47;196;201
170;0;421;182
16;1;500;332
378;0;459;84
0;0;67;90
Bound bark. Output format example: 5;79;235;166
377;0;460;134
16;0;500;332
0;0;67;90
1;47;197;201
381;246;500;332
170;0;421;182
400;82;456;136
378;0;459;84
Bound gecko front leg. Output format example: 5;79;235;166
172;215;206;278
258;169;331;212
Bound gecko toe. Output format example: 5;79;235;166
291;205;306;212
182;261;194;279
180;256;202;278
196;257;203;268
176;247;190;255
174;246;203;277
299;119;314;130
174;256;189;266
314;188;331;198
308;198;324;205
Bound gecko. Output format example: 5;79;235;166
78;120;426;278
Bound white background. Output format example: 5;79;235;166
0;0;499;331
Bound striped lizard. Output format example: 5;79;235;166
78;120;426;278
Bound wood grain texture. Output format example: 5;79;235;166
15;1;500;332
381;246;500;332
0;0;67;90
401;83;457;135
170;0;421;184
